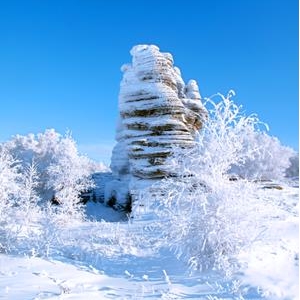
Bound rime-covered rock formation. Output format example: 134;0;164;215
106;45;207;205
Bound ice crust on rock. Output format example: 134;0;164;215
107;45;207;204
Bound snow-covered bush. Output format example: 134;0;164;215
229;132;295;180
0;149;18;238
0;129;97;254
136;92;294;276
3;129;95;208
197;91;294;181
15;161;42;223
46;134;94;219
195;90;263;177
0;150;41;252
0;148;20;216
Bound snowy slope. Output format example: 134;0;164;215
0;182;298;300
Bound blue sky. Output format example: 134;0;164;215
0;0;298;164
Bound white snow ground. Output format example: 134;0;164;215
0;182;298;300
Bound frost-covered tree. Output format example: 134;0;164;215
46;134;94;218
16;161;41;222
0;130;95;252
3;129;95;209
3;133;38;166
0;148;21;252
0;148;20;214
229;130;295;180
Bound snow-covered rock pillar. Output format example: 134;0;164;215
106;45;207;205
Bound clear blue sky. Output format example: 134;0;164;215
0;0;298;164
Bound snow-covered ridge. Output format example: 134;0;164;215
108;45;207;204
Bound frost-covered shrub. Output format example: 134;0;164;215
46;134;94;219
198;91;294;181
139;175;273;276
137;149;276;275
0;148;20;215
0;129;97;253
3;129;95;207
0;152;42;252
136;92;293;276
197;90;263;177
229;132;295;180
0;148;20;251
15;161;42;223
